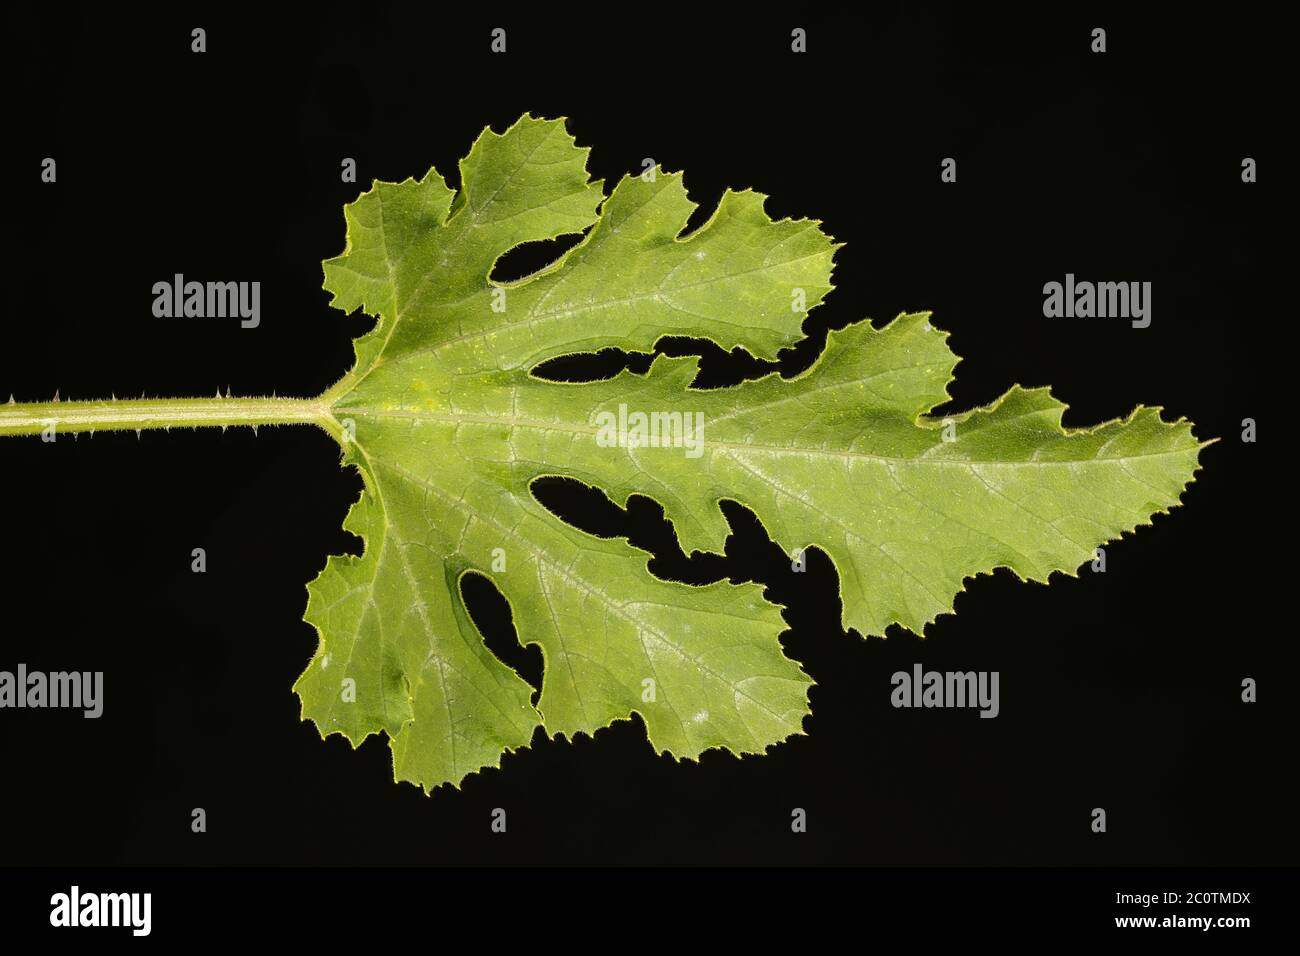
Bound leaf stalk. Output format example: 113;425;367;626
0;395;342;441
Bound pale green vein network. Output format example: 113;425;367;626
294;114;1205;792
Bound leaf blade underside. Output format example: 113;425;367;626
295;115;1203;792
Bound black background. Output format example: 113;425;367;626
2;3;1290;874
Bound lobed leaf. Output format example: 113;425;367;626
296;115;1204;791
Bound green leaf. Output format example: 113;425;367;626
291;114;1205;792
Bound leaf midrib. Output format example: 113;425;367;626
340;406;1194;468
